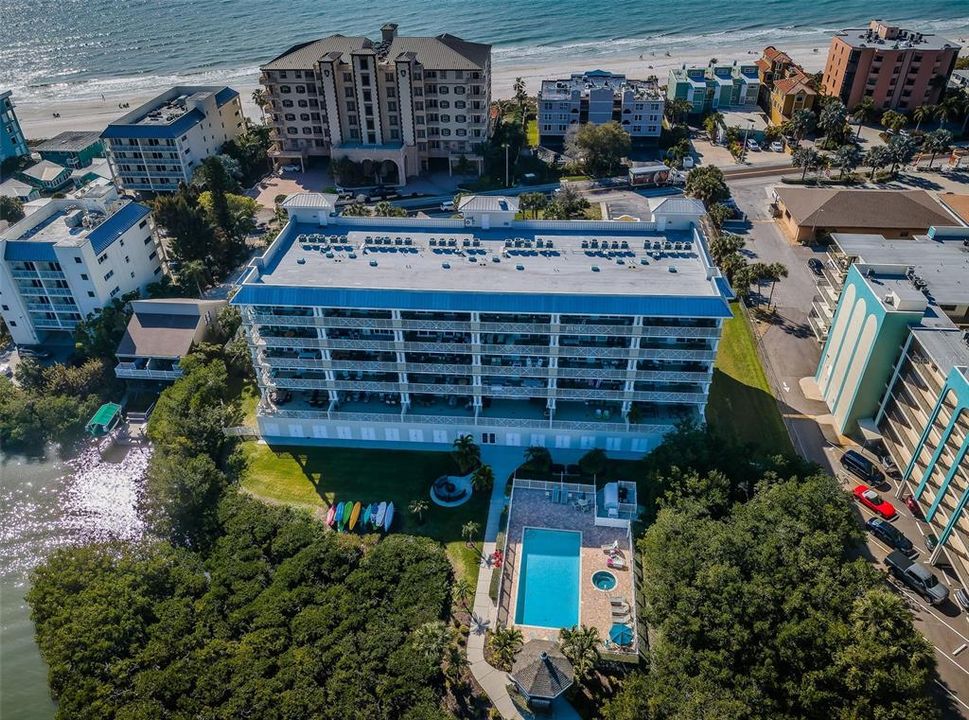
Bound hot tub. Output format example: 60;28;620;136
591;570;617;592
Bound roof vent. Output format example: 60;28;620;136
668;266;677;273
296;257;306;265
591;265;600;272
369;260;378;267
516;264;525;271
492;256;500;263
884;293;894;305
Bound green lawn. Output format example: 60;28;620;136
240;443;491;585
706;302;794;456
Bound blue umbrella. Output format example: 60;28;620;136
609;623;633;645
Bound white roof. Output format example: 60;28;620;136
22;160;69;182
458;195;520;214
648;196;706;215
630;163;671;174
281;192;338;210
0;178;36;199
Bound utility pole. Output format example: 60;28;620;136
503;143;510;187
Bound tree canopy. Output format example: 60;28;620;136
684;166;729;206
28;495;457;720
564;121;631;177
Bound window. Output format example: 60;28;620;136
439;100;450;109
385;72;394;83
300;113;310;121
110;286;121;297
295;85;306;94
87;291;95;298
8;321;15;327
387;101;398;112
389;115;398;125
0;305;6;311
149;251;157;260
285;113;296;121
454;100;466;109
439;86;449;95
138;219;147;229
124;256;130;263
440;114;450;122
144;236;152;245
287;127;298;135
282;99;294;108
74;256;82;264
344;87;354;98
390;128;400;139
297;99;308;108
386;87;396;98
455;114;467;123
346;101;356;112
343;72;352;82
360;73;370;86
280;85;292;93
80;273;88;280
104;270;114;281
363;90;372;103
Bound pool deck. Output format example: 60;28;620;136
498;486;636;651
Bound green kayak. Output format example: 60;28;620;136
341;500;353;531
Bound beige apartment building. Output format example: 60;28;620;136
259;24;491;185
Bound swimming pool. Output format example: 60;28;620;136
514;527;581;629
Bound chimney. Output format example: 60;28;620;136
381;23;398;43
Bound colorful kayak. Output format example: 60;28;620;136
335;501;345;531
349;501;362;530
325;503;336;527
383;502;395;532
341;501;353;531
362;503;372;529
373;501;387;529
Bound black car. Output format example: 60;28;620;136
807;258;824;276
840;450;884;485
865;517;913;553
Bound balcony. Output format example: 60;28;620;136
115;359;184;381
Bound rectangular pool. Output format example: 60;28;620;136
513;527;581;629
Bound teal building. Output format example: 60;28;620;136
666;63;760;115
35;131;104;169
1;90;29;164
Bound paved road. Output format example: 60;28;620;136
728;174;969;717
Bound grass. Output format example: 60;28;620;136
240;443;491;585
226;376;260;428
526;118;539;148
705;302;794;456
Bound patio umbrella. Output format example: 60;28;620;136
609;623;633;646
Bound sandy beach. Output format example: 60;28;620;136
14;43;828;140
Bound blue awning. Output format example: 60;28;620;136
232;284;734;318
3;241;57;262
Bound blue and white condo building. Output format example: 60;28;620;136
0;181;164;347
101;86;245;193
234;193;732;456
814;227;969;577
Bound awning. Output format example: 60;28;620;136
85;403;123;437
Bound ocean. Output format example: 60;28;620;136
1;0;968;102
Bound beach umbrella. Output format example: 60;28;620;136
609;623;633;646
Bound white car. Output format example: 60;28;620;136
280;164;300;172
440;200;455;212
770;141;785;152
746;139;761;151
681;156;695;168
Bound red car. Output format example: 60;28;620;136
853;485;897;519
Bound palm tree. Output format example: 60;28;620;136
451;434;480;474
832;144;861;180
488;625;524;670
789;108;816;142
864;145;891;180
923;128;953;169
461;521;480;549
452;578;474;610
518;192;548;219
443;639;468;690
667;98;692;125
792;146;821;182
179;259;208;296
411;621;450;661
513;77;528;124
559;625;601;684
912;104;936;132
887;134;917;175
818;99;848;141
852;97;877;138
523;445;552;475
341;202;370;217
471;464;495;493
880;110;908;134
763;262;789;306
408;498;429;524
251;88;269;123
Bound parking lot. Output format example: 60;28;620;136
831;445;969;717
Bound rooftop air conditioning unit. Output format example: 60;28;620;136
884;294;894;305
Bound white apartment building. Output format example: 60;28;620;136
0;182;164;347
233;194;731;457
259;23;491;184
537;71;664;143
101;86;245;194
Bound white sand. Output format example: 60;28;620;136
14;43;827;140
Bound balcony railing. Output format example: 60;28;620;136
115;364;184;380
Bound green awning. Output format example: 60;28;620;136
86;403;123;436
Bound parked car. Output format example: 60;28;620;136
853;484;897;519
807;258;824;275
841;450;885;485
926;534;939;551
769;140;785;152
17;347;50;360
440;200;455;212
865;517;914;553
955;587;969;611
746;139;761;151
884;550;949;605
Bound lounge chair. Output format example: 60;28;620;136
607;556;627;570
602;542;622;556
609;596;626;606
612;611;632;623
611;601;630;614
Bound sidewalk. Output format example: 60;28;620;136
467;448;581;720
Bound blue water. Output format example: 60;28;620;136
514;527;581;629
1;0;968;102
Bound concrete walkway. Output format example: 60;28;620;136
466;448;581;720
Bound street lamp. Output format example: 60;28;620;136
502;143;510;187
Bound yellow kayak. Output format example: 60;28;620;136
349;501;362;530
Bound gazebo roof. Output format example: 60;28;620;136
510;639;574;699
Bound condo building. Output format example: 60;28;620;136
101;86;245;194
233;193;731;456
536;71;664;143
666;63;760;116
821;20;961;111
0;181;164;347
812;228;969;579
259;24;491;184
1;90;29;164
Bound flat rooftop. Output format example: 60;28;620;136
835;25;959;52
252;221;717;298
912;326;969;375
832;232;969;307
34;130;103;153
540;71;661;101
718;108;770;131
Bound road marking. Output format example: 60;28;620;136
935;679;969;712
